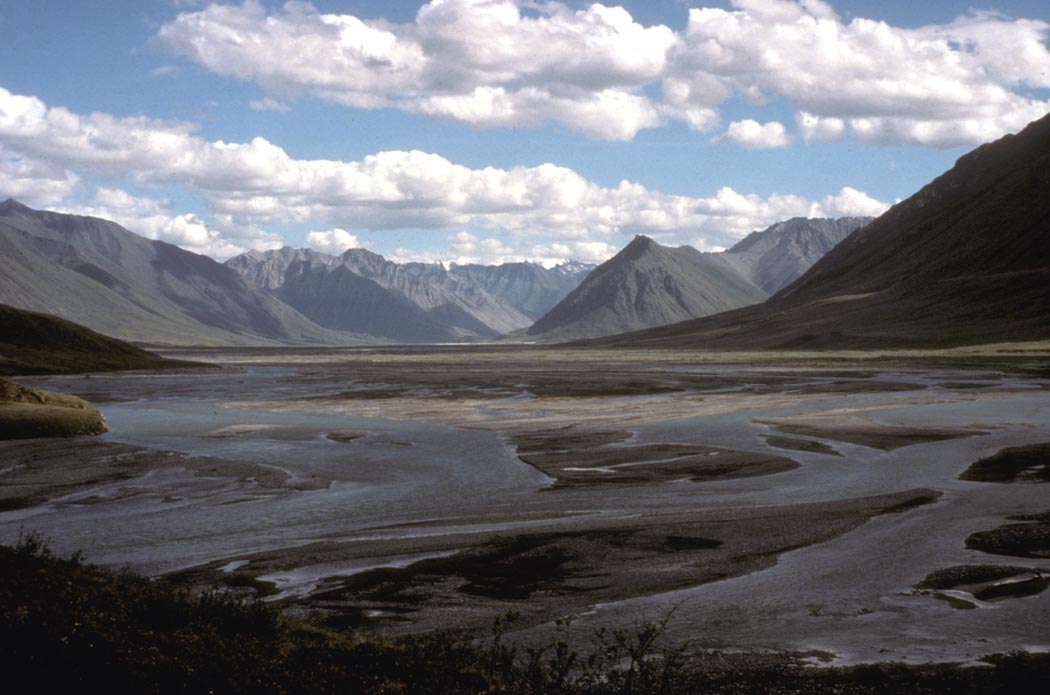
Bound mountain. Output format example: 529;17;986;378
447;261;593;320
525;217;866;341
229;247;461;343
723;217;871;293
226;248;595;342
0;303;193;376
338;249;534;337
224;247;340;290
591;112;1050;350
526;235;769;340
0;200;353;346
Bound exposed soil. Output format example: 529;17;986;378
756;415;983;451
174;489;941;637
966;513;1050;558
0;438;328;511
511;427;799;488
762;435;842;456
959;443;1050;483
915;564;1049;605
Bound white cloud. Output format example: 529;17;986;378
716;119;791;148
153;0;676;140
675;0;1050;148
0;146;79;206
249;97;291;112
151;0;1050;147
0;84;888;259
305;227;361;254
60;187;282;259
796;111;846;142
818;186;891;218
391;232;619;268
535;240;618;265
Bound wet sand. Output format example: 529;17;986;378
754;414;984;451
174;488;940;636
511;428;799;488
0;437;329;512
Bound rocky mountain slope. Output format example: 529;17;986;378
227;248;594;342
526;236;768;340
0;201;354;346
448;261;593;321
590;112;1050;349
723;217;870;293
527;217;867;340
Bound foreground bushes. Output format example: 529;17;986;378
1;533;1048;694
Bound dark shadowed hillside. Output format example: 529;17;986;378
0;304;192;375
590;113;1050;350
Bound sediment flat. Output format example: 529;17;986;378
3;346;1049;662
177;488;941;636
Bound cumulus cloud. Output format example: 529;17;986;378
391;232;619;268
151;0;1050;147
716;120;791;148
0;146;79;206
0;84;887;259
674;0;1050;147
60;188;282;259
796;111;846;142
818;186;890;218
305;227;361;254
154;0;676;140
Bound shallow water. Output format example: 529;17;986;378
3;358;1049;663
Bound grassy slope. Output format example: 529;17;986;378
0;303;198;376
2;536;1048;695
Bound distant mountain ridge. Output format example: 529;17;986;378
526;217;869;340
226;247;594;343
589;112;1050;349
724;216;869;293
0;201;354;346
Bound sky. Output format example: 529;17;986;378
0;0;1048;266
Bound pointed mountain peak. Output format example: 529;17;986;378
618;235;661;261
0;198;34;215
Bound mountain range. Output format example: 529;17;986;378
225;248;594;343
589;111;1050;350
0;196;874;346
0;200;352;346
526;217;869;340
18;122;1038;353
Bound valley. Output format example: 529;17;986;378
3;345;1048;664
4;2;1050;690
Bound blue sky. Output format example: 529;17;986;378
1;0;1048;264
